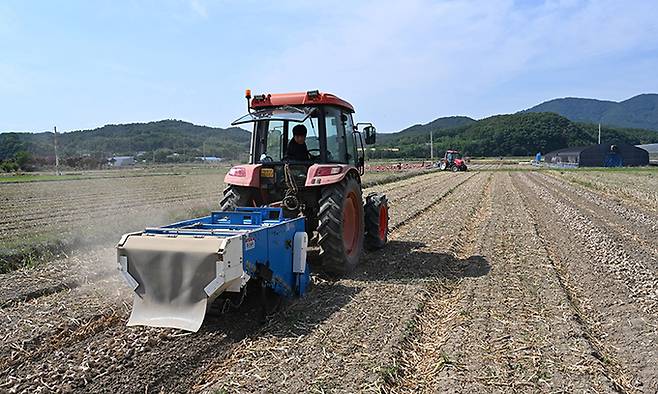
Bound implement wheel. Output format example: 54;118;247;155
364;193;389;250
318;173;364;274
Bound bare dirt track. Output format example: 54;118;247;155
1;168;657;393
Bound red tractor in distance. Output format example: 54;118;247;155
222;90;389;274
439;150;468;172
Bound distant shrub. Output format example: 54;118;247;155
1;160;19;172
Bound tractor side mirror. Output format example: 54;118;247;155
364;126;376;144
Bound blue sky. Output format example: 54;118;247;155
1;0;658;133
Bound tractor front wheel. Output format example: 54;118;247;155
318;174;364;274
364;193;389;250
220;185;254;211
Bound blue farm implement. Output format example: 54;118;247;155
117;207;309;332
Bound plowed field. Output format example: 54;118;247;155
1;168;657;393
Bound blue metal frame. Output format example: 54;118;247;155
143;207;309;298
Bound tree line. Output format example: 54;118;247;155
372;112;658;159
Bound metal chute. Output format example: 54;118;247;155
118;234;247;332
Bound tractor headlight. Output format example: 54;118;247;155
228;166;247;177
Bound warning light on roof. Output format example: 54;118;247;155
245;89;252;99
307;90;320;99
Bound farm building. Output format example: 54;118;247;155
109;156;135;167
544;143;649;167
637;143;658;163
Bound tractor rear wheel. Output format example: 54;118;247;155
364;193;389;250
220;185;254;211
318;173;364;274
440;161;448;171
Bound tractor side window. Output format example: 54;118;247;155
324;107;347;163
343;112;356;165
298;116;320;152
263;120;284;161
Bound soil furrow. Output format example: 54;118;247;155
536;172;658;237
0;172;470;393
514;172;658;392
523;173;658;312
391;172;616;393
512;173;634;393
194;173;487;393
4;168;655;393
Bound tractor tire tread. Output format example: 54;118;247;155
220;185;252;211
317;173;364;275
364;193;389;251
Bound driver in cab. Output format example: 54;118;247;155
286;124;311;161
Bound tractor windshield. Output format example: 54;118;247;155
254;111;320;162
446;152;461;161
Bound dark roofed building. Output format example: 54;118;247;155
544;143;649;167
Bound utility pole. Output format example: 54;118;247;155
598;123;601;144
203;140;209;164
430;130;434;161
53;126;61;175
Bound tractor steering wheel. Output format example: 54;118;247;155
308;149;321;160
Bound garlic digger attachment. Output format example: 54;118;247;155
117;207;309;332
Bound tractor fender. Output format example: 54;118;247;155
305;164;360;187
224;164;262;187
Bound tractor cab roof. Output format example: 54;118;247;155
250;90;355;113
446;150;460;153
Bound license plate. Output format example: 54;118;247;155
261;168;274;177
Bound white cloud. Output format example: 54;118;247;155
244;0;658;129
189;0;208;18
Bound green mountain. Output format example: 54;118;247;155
378;116;475;143
524;94;658;131
374;112;658;158
4;108;658;167
0;120;250;161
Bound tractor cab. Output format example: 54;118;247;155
445;150;462;162
232;90;375;165
228;90;376;209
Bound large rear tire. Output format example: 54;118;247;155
364;193;389;250
318;173;364;274
220;185;254;211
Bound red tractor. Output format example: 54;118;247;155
438;150;468;172
222;90;389;274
